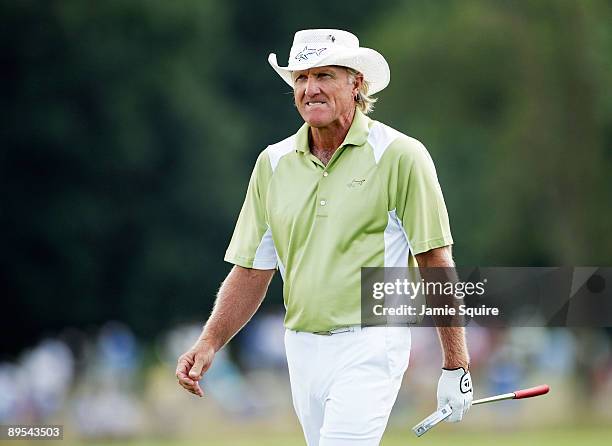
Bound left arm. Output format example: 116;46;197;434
415;246;469;369
415;245;473;422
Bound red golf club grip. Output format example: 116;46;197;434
513;384;550;399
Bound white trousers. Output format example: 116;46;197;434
284;326;411;446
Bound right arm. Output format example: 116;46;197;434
176;265;275;396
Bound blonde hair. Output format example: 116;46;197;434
346;67;377;115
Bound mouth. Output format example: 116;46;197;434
305;101;326;107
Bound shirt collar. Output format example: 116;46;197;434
295;108;371;153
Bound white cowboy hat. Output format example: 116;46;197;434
268;29;390;94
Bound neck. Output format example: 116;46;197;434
309;108;356;153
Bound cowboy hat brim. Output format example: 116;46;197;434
268;47;390;95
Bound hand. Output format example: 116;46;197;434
176;339;216;397
436;367;473;422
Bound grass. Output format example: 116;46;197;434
21;426;611;446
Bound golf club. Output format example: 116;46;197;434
412;384;550;437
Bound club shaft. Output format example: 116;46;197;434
472;384;550;406
472;392;515;405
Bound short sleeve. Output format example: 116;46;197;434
395;139;453;255
224;150;278;269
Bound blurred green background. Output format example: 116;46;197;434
1;0;611;444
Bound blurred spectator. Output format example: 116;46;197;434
73;390;145;438
19;339;73;422
238;312;286;370
0;363;21;422
71;322;144;438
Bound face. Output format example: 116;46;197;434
292;66;361;129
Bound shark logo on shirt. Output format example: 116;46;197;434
347;178;366;188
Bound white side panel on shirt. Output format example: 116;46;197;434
384;209;412;267
253;227;278;269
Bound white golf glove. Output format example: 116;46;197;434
437;367;473;422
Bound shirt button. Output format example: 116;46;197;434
320;200;327;206
323;171;329;177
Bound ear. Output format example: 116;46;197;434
352;73;364;95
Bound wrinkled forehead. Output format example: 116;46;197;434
291;65;349;80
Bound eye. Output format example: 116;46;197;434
294;74;307;82
317;73;332;79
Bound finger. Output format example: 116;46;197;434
465;398;472;412
457;400;466;420
178;379;196;394
456;400;468;421
436;396;449;411
447;412;461;422
177;365;197;387
178;374;196;386
446;400;462;422
176;369;194;383
189;353;209;380
177;370;204;396
176;357;193;379
180;378;202;397
176;362;194;382
179;379;195;390
193;381;204;397
178;378;202;397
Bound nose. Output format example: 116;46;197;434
304;76;321;97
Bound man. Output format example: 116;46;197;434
177;29;473;445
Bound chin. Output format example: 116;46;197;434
308;119;332;129
302;110;333;128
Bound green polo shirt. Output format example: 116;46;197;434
224;109;453;332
